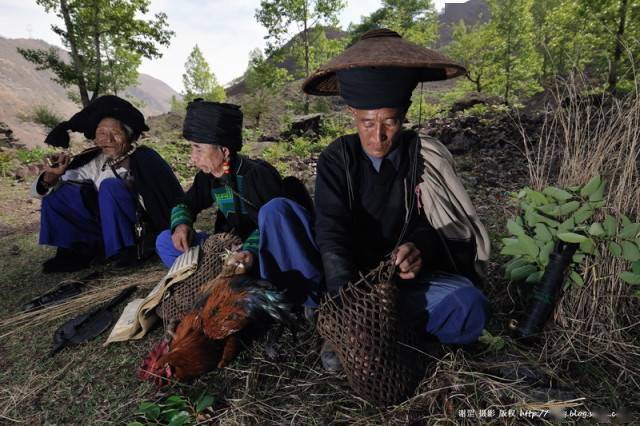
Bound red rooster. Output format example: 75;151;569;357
139;264;294;385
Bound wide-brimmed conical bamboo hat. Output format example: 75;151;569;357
302;28;466;96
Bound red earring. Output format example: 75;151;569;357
223;159;231;175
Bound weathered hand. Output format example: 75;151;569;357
43;152;70;175
171;224;193;252
393;242;422;280
225;250;255;272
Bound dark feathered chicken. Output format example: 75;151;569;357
139;263;294;385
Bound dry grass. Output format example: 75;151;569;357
515;73;640;419
522;74;640;331
2;94;639;422
0;270;164;340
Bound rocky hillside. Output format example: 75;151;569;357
0;37;179;147
226;27;347;97
438;0;489;46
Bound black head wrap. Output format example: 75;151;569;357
183;99;243;152
44;95;148;148
336;67;420;110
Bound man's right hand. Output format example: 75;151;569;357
41;152;70;188
43;152;70;176
172;224;193;252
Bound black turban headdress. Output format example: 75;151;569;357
336;67;420;110
44;95;149;148
183;99;243;152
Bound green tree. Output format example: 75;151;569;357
102;44;141;96
17;0;173;107
485;0;541;104
543;0;639;92
255;0;345;112
181;45;226;103
243;48;292;127
379;0;439;46
299;27;346;77
348;0;438;46
531;0;561;82
542;1;608;79
444;21;495;93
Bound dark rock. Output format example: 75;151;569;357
258;134;279;142
282;113;324;139
0;121;20;148
447;132;475;154
449;92;499;114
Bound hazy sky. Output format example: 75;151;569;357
0;0;468;92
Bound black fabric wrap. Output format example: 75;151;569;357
128;147;185;232
183;99;243;151
336;67;420;109
44;95;149;148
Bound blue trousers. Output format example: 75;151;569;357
155;230;209;268
258;198;488;345
40;179;138;258
155;198;323;305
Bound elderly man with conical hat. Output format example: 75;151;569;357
257;29;491;370
32;95;184;272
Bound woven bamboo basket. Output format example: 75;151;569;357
157;233;242;321
317;263;428;406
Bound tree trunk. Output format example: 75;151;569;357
91;3;102;101
541;33;550;83
466;72;482;93
504;25;513;105
60;0;90;106
608;0;629;93
302;0;310;114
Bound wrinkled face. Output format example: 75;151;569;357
95;117;130;158
349;107;405;158
190;142;230;177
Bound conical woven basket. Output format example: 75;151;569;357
317;263;428;406
157;233;241;321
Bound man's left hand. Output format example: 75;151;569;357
226;250;255;273
393;242;422;280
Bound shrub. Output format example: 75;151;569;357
20;106;64;130
0;151;16;177
502;177;640;296
128;392;215;426
152;140;195;182
15;147;56;165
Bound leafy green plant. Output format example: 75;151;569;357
15;147;56;165
407;97;444;123
18;105;64;130
128;392;215;426
319;115;353;140
501;175;640;296
242;127;265;143
0;151;16;177
262;142;291;176
290;136;325;158
458;103;490;117
152;141;195;182
478;329;506;351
